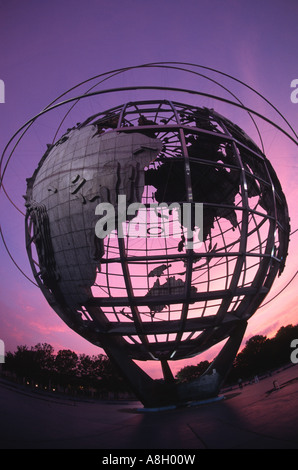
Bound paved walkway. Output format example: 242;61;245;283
1;365;298;449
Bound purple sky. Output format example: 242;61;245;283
0;0;297;379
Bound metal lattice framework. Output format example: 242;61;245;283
25;99;290;364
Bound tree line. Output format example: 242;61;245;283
1;323;298;397
2;344;131;398
176;324;298;385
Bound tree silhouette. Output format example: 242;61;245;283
2;344;132;396
175;361;210;383
4;343;55;386
55;349;78;375
232;335;268;378
226;325;298;384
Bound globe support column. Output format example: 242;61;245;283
95;333;178;408
176;320;248;403
97;320;247;409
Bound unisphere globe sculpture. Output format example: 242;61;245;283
25;100;290;407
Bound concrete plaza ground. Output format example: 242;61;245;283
1;364;298;449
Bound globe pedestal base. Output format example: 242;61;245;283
99;321;247;409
